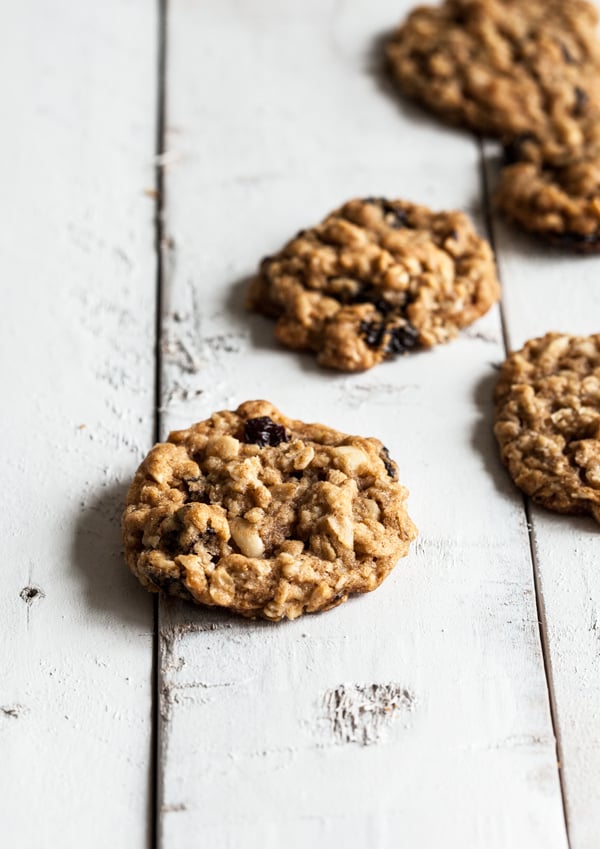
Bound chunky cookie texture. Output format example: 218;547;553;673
494;334;600;522
386;0;600;153
502;122;600;170
247;198;499;372
122;401;418;620
496;149;600;250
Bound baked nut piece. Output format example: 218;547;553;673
386;0;600;152
496;148;600;251
122;401;418;621
494;334;600;522
247;198;500;372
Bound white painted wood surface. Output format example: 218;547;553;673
0;1;157;846
4;1;600;847
156;2;575;846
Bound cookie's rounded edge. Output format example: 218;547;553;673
247;197;500;372
493;334;600;522
495;155;600;249
122;400;418;620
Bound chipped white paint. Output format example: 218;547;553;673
486;139;600;849
157;2;569;846
323;683;415;746
0;1;156;847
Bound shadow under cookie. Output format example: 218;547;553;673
71;480;154;629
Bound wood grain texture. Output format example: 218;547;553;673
485;141;600;849
157;2;569;846
0;2;157;846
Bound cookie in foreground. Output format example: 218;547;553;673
247;197;499;371
386;0;600;151
494;334;600;521
496;149;600;251
122;401;418;620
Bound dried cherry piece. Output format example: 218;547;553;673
363;197;409;228
380;446;397;479
386;323;419;354
360;320;386;349
243;416;288;447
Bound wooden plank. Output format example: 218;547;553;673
485;143;600;849
158;1;569;845
0;2;157;846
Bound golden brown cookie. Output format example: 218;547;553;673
247;198;500;372
496;147;600;251
122;401;418;620
386;0;600;152
494;334;600;522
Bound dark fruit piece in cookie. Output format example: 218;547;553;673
386;323;420;355
380;447;398;480
243;416;288;447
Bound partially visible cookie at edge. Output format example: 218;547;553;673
247;197;500;372
122;400;418;621
494;333;600;522
496;148;600;251
386;0;600;153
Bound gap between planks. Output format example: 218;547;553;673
477;138;572;849
152;1;169;848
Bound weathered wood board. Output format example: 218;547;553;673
155;2;575;846
1;2;157;846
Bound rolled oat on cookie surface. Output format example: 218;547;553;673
494;333;600;522
247;197;499;371
123;401;417;621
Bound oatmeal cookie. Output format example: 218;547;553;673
496;148;600;250
247;198;499;372
386;0;600;153
494;333;600;522
122;401;418;620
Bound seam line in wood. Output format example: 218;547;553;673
477;137;511;353
526;501;573;849
478;138;572;849
152;2;169;848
